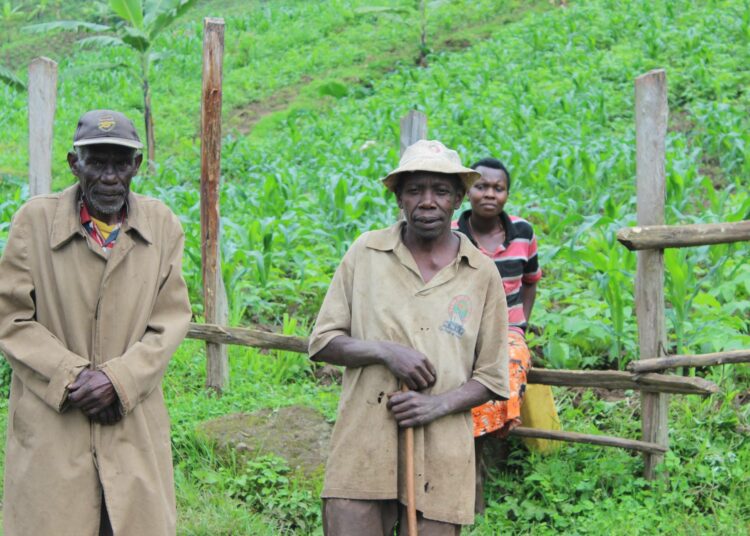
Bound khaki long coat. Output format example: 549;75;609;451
0;185;191;536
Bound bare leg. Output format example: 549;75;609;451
474;435;487;515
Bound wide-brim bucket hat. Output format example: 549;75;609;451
382;139;480;192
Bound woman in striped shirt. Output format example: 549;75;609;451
452;157;542;511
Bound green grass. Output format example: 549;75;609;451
161;341;750;533
470;368;750;534
165;340;337;534
0;0;749;533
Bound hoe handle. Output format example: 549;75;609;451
402;384;418;536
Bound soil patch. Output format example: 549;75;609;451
228;88;298;135
196;405;332;476
314;363;342;386
734;389;750;407
1;31;83;69
670;109;694;134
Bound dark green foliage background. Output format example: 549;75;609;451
0;0;749;533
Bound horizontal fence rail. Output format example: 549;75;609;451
629;349;750;373
187;323;719;395
617;221;750;251
527;369;718;395
509;427;667;455
187;322;308;353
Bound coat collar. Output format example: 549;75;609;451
50;184;153;250
366;221;483;269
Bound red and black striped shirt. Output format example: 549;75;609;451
453;210;542;334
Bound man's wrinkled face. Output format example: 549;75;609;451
68;144;142;218
396;172;464;240
467;166;509;219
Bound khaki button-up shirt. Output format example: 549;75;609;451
309;222;509;525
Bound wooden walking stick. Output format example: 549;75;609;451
402;384;418;536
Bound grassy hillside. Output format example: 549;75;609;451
0;0;551;177
1;0;749;534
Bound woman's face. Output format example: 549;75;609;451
467;166;509;219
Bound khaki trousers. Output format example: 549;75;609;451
323;498;462;536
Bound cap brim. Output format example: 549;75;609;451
74;137;143;150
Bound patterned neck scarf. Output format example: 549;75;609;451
80;200;124;250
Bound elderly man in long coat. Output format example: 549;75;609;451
0;110;191;536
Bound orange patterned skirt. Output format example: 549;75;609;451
472;330;531;438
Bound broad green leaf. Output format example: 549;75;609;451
146;0;199;41
148;51;169;64
0;65;25;91
110;0;144;29
143;0;177;28
546;340;572;369
23;20;112;34
693;292;722;309
120;25;151;52
333;178;348;211
144;0;176;17
77;36;127;50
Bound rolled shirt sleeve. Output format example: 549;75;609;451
308;238;359;358
471;268;510;399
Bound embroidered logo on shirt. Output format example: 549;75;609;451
440;295;471;338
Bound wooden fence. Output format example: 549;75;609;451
24;22;750;479
620;69;750;477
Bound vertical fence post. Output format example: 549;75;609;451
634;69;669;479
397;111;428;220
28;57;57;197
200;17;229;393
398;110;427;536
400;110;427;156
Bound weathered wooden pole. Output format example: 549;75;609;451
28;57;57;197
200;17;229;393
398;110;426;536
617;220;750;251
630;349;750;373
634;69;669;479
400;110;427;156
509;427;667;455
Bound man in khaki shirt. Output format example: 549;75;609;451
309;140;510;535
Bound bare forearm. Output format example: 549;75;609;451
310;335;387;368
434;379;495;416
312;335;437;390
521;283;537;323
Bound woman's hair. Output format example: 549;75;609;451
471;157;511;191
